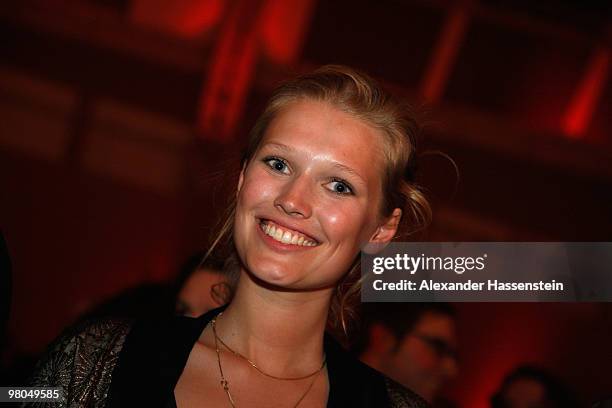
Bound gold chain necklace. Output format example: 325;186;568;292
210;313;326;407
212;313;326;381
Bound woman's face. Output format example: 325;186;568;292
234;99;399;291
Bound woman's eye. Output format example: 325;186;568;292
263;157;290;174
326;180;354;195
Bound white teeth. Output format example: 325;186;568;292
281;231;292;244
260;221;317;247
274;228;283;241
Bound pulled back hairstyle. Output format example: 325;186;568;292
205;65;431;336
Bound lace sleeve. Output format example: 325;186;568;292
24;318;132;408
384;377;431;408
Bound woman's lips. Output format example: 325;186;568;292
258;219;319;247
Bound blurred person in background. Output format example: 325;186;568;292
355;303;458;406
77;252;235;322
174;252;234;317
491;365;578;408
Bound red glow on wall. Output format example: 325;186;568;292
446;304;552;408
129;0;225;38
259;0;316;65
198;1;262;140
563;46;610;139
444;303;610;408
421;4;470;103
198;0;315;140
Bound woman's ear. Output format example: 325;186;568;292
364;208;402;254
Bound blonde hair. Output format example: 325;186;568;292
205;65;431;336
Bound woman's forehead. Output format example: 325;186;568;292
259;99;386;176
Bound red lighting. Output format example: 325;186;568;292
198;0;315;140
563;46;610;139
421;5;470;103
129;0;224;38
259;0;316;65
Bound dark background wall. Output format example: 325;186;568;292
1;0;611;406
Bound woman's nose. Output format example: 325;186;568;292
274;176;313;218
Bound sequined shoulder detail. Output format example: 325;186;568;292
25;318;132;408
384;376;431;408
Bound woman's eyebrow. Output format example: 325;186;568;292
263;142;367;185
329;162;366;185
261;142;293;153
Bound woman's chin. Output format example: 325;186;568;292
244;263;311;292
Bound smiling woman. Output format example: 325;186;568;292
236;99;393;289
25;66;431;408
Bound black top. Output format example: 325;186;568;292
106;306;428;408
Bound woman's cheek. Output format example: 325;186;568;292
241;171;277;204
322;203;364;239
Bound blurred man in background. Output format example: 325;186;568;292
355;303;458;405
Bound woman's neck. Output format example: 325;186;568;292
212;270;332;376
